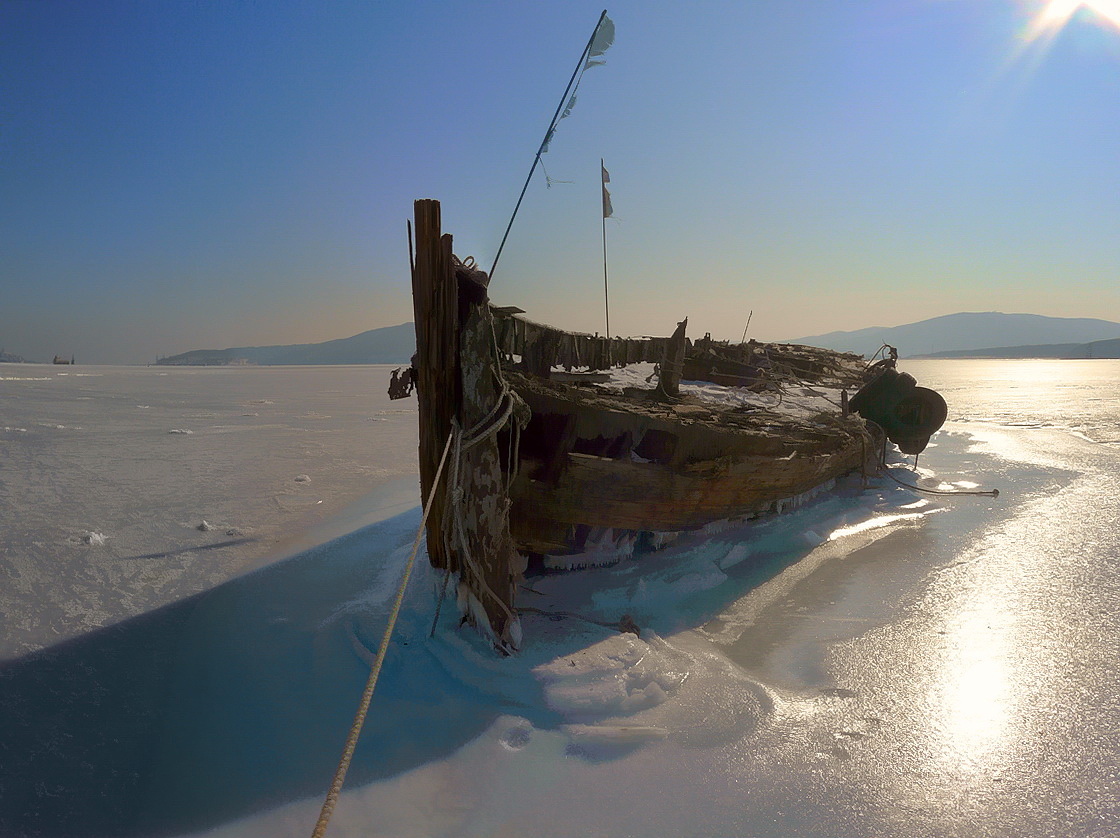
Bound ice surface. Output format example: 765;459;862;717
0;364;420;659
3;361;1120;838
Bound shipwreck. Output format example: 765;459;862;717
400;199;947;652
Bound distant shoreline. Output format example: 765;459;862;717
913;336;1120;360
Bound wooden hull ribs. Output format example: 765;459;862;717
407;199;936;649
505;372;876;562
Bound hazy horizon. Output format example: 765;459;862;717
8;309;1120;367
4;2;1119;364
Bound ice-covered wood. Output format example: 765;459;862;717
455;276;522;648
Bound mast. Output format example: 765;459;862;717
601;157;610;338
489;10;611;282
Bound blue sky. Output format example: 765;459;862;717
2;1;1118;364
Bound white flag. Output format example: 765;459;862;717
601;163;613;218
585;15;615;69
541;14;616;155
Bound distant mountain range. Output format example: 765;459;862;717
147;312;1120;367
922;338;1120;359
788;312;1120;358
155;323;414;366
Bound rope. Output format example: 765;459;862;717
460;388;515;451
310;429;455;838
854;420;998;497
880;468;1000;497
429;568;453;639
440;377;528;652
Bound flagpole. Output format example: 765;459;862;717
601;157;610;338
489;10;609;283
740;310;753;344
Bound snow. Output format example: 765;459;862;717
603;362;851;421
3;361;1120;838
148;446;952;838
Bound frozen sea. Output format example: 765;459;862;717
1;359;1118;837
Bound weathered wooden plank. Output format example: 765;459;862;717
658;318;688;398
411;200;458;571
510;438;869;535
455;272;522;648
512;379;845;461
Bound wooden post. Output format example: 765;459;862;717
411;199;458;571
411;199;523;649
456;272;523;648
659;317;688;398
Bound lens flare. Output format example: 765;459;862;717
1027;0;1120;41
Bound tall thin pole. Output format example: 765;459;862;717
489;10;609;282
602;159;610;339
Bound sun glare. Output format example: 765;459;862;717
1029;0;1120;40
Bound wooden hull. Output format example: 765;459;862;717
504;371;878;556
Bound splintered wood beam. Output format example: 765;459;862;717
411;199;458;571
659;318;688;398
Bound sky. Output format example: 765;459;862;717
2;0;1119;364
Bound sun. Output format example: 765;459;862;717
1028;0;1120;41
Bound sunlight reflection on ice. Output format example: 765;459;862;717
936;608;1012;770
827;509;939;540
913;475;1082;786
